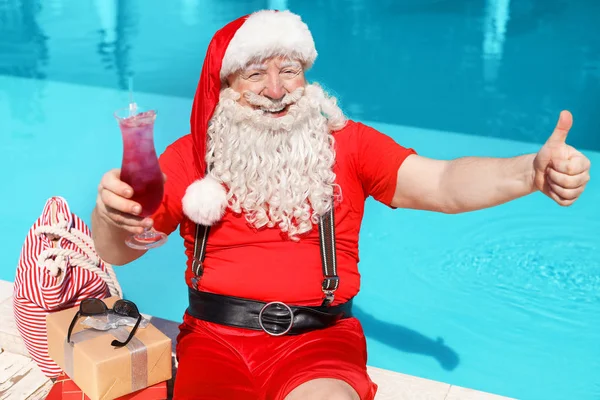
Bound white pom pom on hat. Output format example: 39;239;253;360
183;9;317;225
182;174;228;226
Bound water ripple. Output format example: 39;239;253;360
433;212;600;307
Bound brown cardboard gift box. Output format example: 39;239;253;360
47;297;172;400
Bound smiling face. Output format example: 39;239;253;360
225;56;307;117
208;54;348;240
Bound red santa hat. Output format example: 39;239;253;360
182;10;317;226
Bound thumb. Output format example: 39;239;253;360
546;110;573;144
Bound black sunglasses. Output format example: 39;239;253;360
67;298;142;347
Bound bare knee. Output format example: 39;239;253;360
284;378;360;400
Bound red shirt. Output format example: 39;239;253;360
152;120;416;306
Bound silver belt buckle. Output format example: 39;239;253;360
258;301;294;336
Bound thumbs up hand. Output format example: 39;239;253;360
533;110;591;206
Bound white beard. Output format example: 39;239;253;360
205;83;347;240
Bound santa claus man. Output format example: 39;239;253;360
93;9;591;400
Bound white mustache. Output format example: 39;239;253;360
243;87;305;112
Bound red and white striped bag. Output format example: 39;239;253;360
12;196;122;377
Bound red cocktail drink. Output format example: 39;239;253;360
115;107;167;249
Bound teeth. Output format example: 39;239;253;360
262;106;285;113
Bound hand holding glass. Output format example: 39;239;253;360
114;107;168;249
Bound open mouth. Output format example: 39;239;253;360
261;104;290;118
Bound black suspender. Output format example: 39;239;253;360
190;208;339;306
190;223;209;292
318;209;338;305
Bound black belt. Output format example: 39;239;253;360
187;288;353;336
188;206;342;335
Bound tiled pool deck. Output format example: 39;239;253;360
0;280;513;400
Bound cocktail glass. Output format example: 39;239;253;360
114;106;168;250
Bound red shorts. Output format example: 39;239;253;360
173;313;378;399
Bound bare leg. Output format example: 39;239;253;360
284;378;360;400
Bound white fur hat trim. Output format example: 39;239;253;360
220;10;317;80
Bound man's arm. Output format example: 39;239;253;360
391;111;591;213
391;153;536;213
92;206;147;266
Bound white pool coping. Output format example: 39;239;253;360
0;280;513;399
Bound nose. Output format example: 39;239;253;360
262;73;285;100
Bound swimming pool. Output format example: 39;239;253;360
1;1;598;399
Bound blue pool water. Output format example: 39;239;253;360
1;1;599;399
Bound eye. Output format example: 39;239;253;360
245;72;262;81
